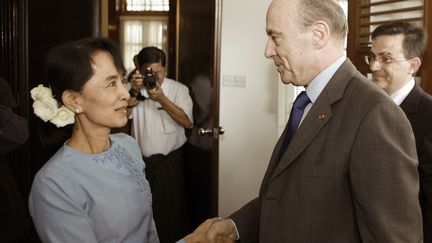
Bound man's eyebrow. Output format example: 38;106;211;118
369;50;393;56
377;51;394;56
266;29;282;36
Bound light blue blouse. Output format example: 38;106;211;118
29;133;159;243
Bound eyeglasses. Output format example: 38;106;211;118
364;55;410;65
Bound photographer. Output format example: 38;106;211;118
127;46;193;243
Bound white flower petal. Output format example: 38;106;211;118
50;106;75;127
30;84;53;101
33;98;58;122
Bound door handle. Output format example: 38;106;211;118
198;126;225;138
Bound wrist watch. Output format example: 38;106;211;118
129;88;140;97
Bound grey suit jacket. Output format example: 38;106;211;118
230;59;423;243
400;84;432;243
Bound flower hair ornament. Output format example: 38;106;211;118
30;84;75;127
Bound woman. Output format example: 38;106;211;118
28;38;215;243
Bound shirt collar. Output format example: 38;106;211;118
391;77;415;106
305;55;347;103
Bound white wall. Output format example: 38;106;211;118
218;0;282;217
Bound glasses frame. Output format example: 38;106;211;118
364;55;411;65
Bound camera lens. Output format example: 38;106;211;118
144;67;157;89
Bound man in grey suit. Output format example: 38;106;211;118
206;0;423;242
369;21;432;243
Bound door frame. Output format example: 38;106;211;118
210;0;222;216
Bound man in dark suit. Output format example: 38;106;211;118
206;0;423;242
369;21;432;243
0;77;29;242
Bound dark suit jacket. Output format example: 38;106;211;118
230;60;422;242
0;77;29;242
400;84;432;243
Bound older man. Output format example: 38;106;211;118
207;0;423;242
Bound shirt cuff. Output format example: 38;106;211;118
176;239;185;243
227;218;240;240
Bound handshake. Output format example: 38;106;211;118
183;217;237;243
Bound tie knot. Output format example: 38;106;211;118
293;91;311;110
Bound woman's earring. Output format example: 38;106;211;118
75;108;81;114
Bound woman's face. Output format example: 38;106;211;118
77;51;130;130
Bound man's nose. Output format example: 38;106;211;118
369;61;381;72
264;38;276;59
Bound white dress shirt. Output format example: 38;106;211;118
390;78;415;106
131;77;193;157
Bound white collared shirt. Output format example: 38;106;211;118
390;78;415;106
130;77;193;157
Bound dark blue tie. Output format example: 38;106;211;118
277;91;311;160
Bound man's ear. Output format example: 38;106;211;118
410;57;422;75
62;90;83;113
311;20;330;49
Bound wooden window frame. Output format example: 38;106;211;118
110;0;177;78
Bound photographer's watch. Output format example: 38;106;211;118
129;88;140;98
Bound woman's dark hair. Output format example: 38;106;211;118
39;37;125;149
45;37;126;103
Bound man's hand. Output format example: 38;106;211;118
183;218;220;243
147;82;165;101
130;72;143;91
145;81;192;128
206;218;237;243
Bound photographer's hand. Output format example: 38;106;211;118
126;72;144;115
147;82;164;101
131;73;144;91
148;82;193;128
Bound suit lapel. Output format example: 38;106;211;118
400;84;422;115
264;60;358;186
259;122;292;194
268;93;333;183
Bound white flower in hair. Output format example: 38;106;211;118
30;84;53;101
50;106;75;127
30;84;75;127
32;99;58;122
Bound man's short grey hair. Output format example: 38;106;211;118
297;0;348;46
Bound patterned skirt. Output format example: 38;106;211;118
144;148;188;243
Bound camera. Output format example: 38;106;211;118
143;67;157;90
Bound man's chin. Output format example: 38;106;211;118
278;73;291;84
280;78;292;85
371;79;387;90
372;75;386;82
278;70;292;84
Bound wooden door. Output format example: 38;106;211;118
177;0;222;230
